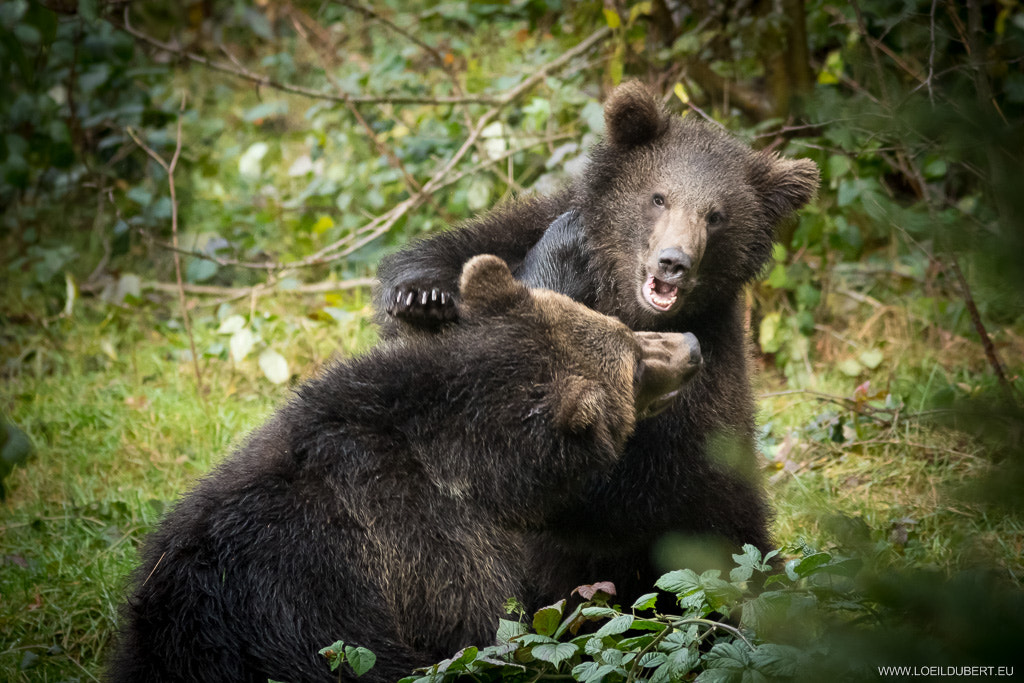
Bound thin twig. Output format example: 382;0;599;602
947;256;1017;402
126;95;205;397
339;2;500;177
289;12;429;204
117;8;501;106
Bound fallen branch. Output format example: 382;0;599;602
126;95;205;397
132;132;573;274
142;278;375;298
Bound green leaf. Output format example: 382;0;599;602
703;578;743;610
631;592;658;611
572;660;612;683
793;552;833;577
631;619;668;632
533;599;565;636
838;358;863;377
517;633;558;646
318;640;346;672
531;642;577;668
79;0;98;23
765;263;790;290
827;154;852;179
594;614;633;637
497;618;529;644
580;606;618;619
628;2;652;25
602;8;622;29
229;328;256;362
701;641;751;672
639;652;667;668
817;49;844;84
758;312;783;354
730;544;766;582
663;647;699;679
923;158;948;179
258;349;290;385
238;142;269;179
1;419;33;501
467;177;492;212
344;646;377;677
655;569;702;595
750;643;800;678
836;177;861;207
217;314;247;335
186;258;218;284
859;349;884;370
243;100;288;123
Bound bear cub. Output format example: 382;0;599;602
375;81;820;603
109;255;702;683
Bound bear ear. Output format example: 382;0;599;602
748;151;821;222
458;254;530;316
604;81;667;148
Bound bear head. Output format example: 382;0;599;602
581;81;820;327
457;254;702;448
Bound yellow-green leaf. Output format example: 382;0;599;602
674;82;690;105
628;2;652;26
312;215;335;235
603;8;622;29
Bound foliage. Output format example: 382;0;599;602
318;639;377;678
337;543;1022;683
384;546;824;683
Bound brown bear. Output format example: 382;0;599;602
375;81;820;604
108;255;702;683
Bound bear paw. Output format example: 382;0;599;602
384;283;459;324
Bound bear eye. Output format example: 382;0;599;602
706;211;725;227
652;194;666;207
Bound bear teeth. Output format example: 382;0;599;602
643;274;678;312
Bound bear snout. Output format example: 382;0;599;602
656;247;693;283
632;330;702;418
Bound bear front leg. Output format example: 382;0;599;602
374;195;567;335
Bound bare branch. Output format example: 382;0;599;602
116;7;502;106
142;277;376;299
127;95;205;397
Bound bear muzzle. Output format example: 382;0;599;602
633;330;702;418
640;246;701;314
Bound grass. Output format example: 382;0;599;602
1;256;1022;681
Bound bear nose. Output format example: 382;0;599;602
657;248;692;282
681;332;702;366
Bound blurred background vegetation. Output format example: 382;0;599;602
1;0;1022;680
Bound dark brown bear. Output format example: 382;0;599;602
375;81;820;603
108;255;701;683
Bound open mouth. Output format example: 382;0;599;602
641;274;679;312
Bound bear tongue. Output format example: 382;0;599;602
644;274;678;312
